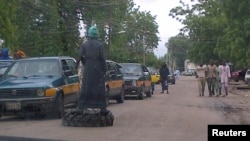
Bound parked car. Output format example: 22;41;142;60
168;69;176;84
182;71;193;76
245;69;250;84
119;63;153;99
231;69;246;82
147;66;160;84
0;56;80;119
105;60;125;104
0;60;13;78
77;60;124;105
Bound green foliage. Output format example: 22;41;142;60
0;0;18;49
15;0;80;57
169;0;250;68
167;35;189;71
0;0;162;66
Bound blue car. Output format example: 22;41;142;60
0;56;80;119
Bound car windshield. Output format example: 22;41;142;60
4;59;60;77
120;64;142;76
0;67;7;75
168;69;174;75
0;60;13;75
147;67;158;75
0;60;13;68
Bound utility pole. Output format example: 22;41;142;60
143;37;146;65
107;25;111;59
107;5;113;60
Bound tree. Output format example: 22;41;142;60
15;0;81;57
217;0;250;67
167;35;189;71
1;0;161;67
0;0;18;50
169;0;250;67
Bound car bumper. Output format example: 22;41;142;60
0;97;55;114
124;86;141;96
168;79;175;83
230;76;239;80
245;78;250;84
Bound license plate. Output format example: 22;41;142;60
6;102;21;110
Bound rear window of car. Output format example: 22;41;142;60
247;70;250;75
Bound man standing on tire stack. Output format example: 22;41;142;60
63;26;114;127
75;26;108;114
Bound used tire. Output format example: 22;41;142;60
62;109;114;127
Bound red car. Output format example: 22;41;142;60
231;69;246;82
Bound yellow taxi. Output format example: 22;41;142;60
0;56;80;119
147;67;160;84
119;63;153;100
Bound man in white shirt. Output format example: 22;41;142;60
214;60;222;96
219;60;231;97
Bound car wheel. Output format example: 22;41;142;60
52;93;64;119
105;88;110;106
138;87;145;100
116;87;124;103
172;80;175;84
146;87;152;97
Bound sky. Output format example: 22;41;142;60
133;0;186;58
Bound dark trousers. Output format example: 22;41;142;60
161;80;168;92
207;77;216;95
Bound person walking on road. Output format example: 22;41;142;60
206;60;216;96
196;62;207;96
75;26;108;113
159;63;169;94
175;69;180;80
219;60;231;97
214;60;221;96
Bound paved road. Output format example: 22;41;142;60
0;76;248;141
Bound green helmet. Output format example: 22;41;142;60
87;26;99;38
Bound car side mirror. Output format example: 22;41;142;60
144;72;149;76
108;70;116;78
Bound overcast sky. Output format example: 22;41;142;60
133;0;187;58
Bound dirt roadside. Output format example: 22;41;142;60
221;81;250;124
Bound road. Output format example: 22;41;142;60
0;76;249;141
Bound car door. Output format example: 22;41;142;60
110;62;124;95
142;65;152;92
106;61;122;96
60;59;80;104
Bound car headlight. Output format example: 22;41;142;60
132;80;137;86
37;88;45;97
